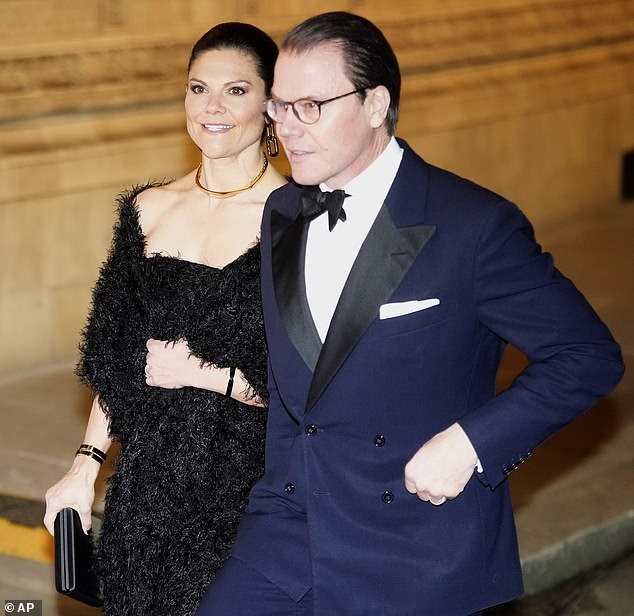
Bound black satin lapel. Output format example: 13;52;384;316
271;210;322;372
306;206;436;411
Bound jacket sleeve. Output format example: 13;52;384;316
459;201;624;489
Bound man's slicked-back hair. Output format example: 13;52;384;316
281;12;400;135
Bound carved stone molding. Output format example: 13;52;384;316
387;0;633;74
0;37;191;120
399;42;634;136
1;0;631;122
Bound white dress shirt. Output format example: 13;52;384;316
305;137;404;341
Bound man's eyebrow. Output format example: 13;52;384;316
269;90;318;101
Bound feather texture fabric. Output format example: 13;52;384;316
76;185;267;615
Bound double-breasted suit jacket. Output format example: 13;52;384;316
230;140;624;615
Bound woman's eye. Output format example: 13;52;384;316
190;84;206;94
299;100;318;111
228;86;246;96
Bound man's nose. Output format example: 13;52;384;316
276;109;303;138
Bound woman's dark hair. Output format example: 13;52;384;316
281;12;400;135
188;22;278;96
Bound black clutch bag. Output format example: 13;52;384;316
54;507;104;607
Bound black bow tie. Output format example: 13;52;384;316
300;186;350;231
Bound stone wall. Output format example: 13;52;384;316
1;0;632;371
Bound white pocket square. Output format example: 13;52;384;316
379;298;440;320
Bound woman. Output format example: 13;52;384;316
43;22;286;615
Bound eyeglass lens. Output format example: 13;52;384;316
267;90;362;125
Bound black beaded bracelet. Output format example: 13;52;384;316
225;366;236;398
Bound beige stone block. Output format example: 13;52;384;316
0;104;183;159
0;290;51;372
121;134;200;183
3;133;196;204
0;0;101;43
238;0;345;21
613;92;634;150
408;95;627;227
0;199;46;293
101;0;193;33
40;188;118;289
50;284;93;360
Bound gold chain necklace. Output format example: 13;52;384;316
195;157;268;198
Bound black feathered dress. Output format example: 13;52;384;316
76;184;268;615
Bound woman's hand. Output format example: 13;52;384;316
144;338;264;406
144;339;207;389
43;455;100;535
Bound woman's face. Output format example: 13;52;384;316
185;48;266;160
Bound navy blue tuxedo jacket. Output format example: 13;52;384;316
231;140;624;615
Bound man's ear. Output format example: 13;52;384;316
365;85;391;129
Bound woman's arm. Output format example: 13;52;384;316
144;338;265;406
43;396;113;535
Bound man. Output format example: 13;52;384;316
196;12;624;616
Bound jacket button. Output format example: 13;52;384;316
382;490;394;504
284;482;295;494
374;435;386;447
305;424;318;436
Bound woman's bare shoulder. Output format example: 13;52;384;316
135;172;195;215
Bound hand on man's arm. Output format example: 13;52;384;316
145;339;265;406
404;423;479;505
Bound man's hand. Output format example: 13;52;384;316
404;423;478;505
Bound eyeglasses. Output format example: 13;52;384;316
265;88;365;125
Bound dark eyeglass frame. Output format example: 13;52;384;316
265;88;366;125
